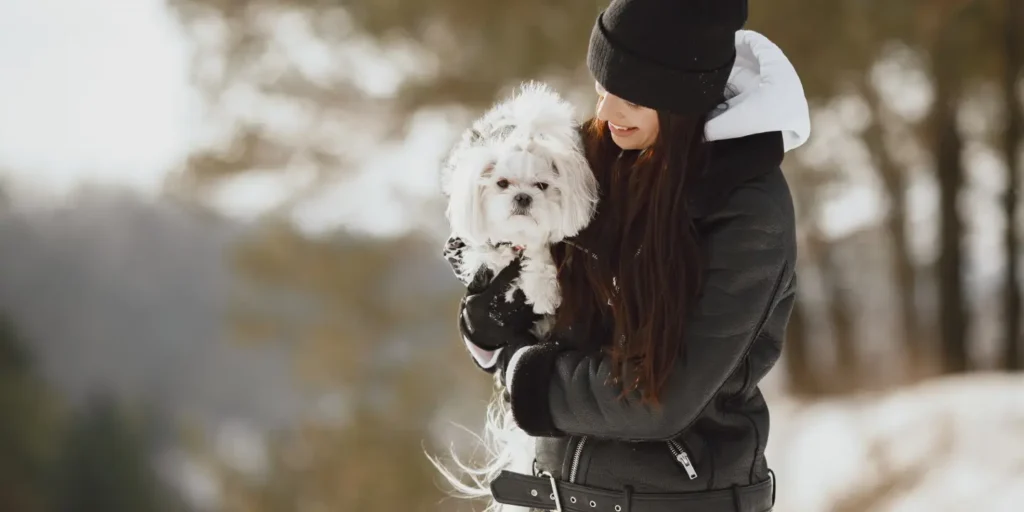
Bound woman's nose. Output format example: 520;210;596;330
596;94;611;121
596;92;621;121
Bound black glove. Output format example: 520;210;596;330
458;257;543;376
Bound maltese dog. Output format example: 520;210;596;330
432;82;598;512
440;81;598;332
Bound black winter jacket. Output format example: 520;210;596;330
505;130;796;497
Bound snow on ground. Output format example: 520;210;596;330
766;374;1024;511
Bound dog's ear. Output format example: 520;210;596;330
554;147;599;240
447;151;495;245
441;125;491;197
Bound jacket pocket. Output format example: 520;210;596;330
576;434;713;493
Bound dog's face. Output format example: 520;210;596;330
447;133;596;247
479;144;570;245
443;82;599;248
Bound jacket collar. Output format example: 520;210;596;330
685;30;806;220
687;130;784;220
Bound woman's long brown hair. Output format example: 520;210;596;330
553;111;711;405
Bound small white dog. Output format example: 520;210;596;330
441;81;598;325
432;82;598;512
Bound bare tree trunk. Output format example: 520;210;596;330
784;290;819;395
862;84;923;367
820;244;859;390
932;24;969;374
784;166;827;396
1003;0;1024;371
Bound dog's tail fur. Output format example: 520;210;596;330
428;377;537;512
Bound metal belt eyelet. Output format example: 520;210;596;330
590;500;597;508
538;471;563;512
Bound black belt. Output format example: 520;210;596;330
490;470;775;512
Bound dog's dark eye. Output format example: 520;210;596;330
535;182;549;191
496;179;510;189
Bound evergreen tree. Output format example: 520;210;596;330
51;395;173;512
0;315;59;512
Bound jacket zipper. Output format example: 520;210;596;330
568;436;696;483
667;439;698;480
568;435;588;483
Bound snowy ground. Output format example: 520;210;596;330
765;374;1024;512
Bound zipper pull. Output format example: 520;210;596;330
676;451;698;480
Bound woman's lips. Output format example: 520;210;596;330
608;121;638;136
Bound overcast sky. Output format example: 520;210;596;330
0;0;197;196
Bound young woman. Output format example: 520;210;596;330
452;1;810;510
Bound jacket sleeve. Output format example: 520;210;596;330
505;184;794;439
443;234;503;372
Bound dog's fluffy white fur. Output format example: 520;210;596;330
430;82;598;512
441;81;598;317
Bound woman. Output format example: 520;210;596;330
452;1;810;510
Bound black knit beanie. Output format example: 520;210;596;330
587;0;747;115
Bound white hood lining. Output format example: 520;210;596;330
705;30;811;152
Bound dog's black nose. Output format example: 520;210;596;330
514;193;532;208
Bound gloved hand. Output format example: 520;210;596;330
457;257;543;378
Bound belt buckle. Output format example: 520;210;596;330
537;471;563;512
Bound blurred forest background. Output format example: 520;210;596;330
1;0;1024;511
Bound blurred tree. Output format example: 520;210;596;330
167;0;536;501
1002;0;1024;371
783;294;816;395
166;0;604;198
748;1;918;98
821;237;861;387
860;80;926;364
223;223;456;388
169;0;1021;400
199;221;488;511
784;158;838;395
931;5;973;374
51;395;174;512
766;0;1008;377
0;315;60;512
915;0;1016;374
167;0;919;394
757;1;937;388
211;367;468;512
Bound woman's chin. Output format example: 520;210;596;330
611;138;642;150
610;132;648;150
